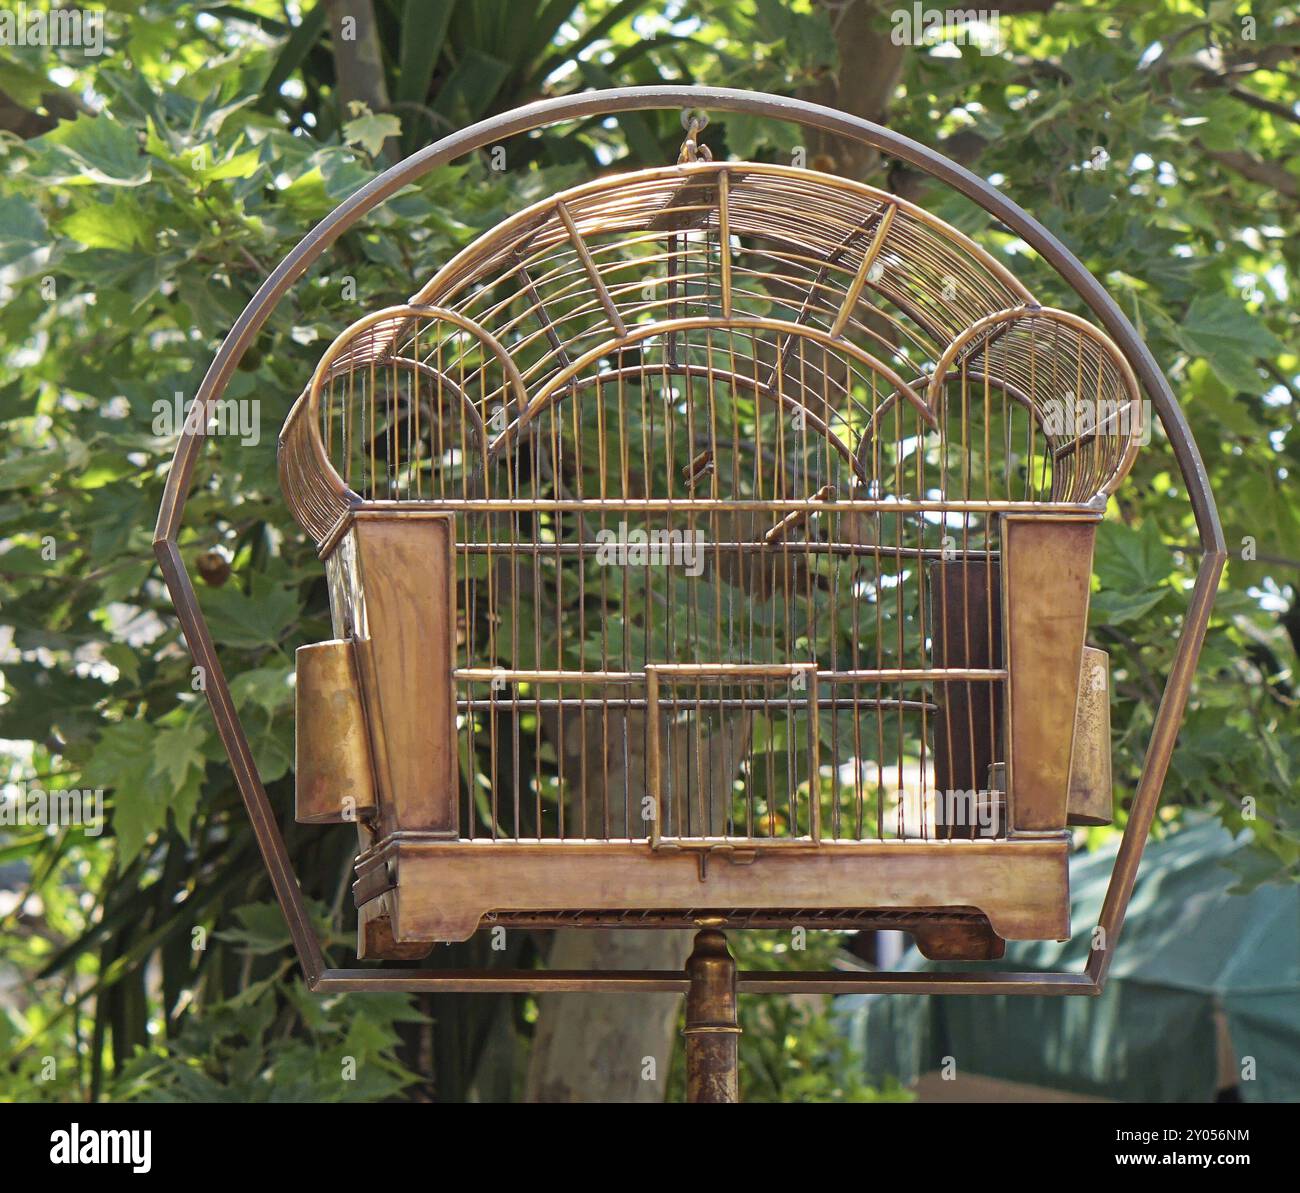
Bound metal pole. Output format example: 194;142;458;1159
683;928;740;1103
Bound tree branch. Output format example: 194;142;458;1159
799;0;908;179
1196;141;1299;200
1222;84;1300;126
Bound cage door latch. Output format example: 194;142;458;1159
695;844;758;882
649;839;760;881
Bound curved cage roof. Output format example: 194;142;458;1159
281;160;1142;548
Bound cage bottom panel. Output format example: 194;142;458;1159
356;902;1012;962
352;837;1070;949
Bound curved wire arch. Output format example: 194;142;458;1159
540;361;873;489
486;315;933;461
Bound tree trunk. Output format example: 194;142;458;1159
801;1;908;180
326;0;397;156
523;929;690;1102
523;703;749;1102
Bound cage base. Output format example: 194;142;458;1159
352;837;1069;954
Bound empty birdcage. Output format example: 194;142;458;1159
279;131;1146;963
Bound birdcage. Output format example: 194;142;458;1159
157;88;1223;1007
279;139;1150;962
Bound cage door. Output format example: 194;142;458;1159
645;663;820;850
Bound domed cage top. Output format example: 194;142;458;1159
156;88;1224;996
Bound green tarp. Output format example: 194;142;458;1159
839;817;1300;1101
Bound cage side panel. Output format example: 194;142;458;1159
1002;515;1097;832
352;513;459;837
646;665;820;846
381;838;1071;944
1067;645;1113;826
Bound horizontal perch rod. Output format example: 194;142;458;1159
309;968;1099;996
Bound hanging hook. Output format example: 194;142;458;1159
678;110;713;163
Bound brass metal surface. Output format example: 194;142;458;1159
912;918;1006;962
152;87;1224;996
356;894;431;961
927;558;1003;839
294;639;376;824
684;929;740;1103
350;512;458;837
356;836;1070;944
306;967;1099;996
279;153;1132;865
1002;515;1098;832
1068;646;1113;826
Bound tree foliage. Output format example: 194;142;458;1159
1;0;1296;1102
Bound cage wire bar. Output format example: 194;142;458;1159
154;87;1224;1002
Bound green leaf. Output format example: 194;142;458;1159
1095;519;1172;594
60;194;151;251
99;559;153;604
200;576;298;649
1174;295;1284;393
1089;588;1167;626
430;48;511;124
0;50;59;107
247;713;293;784
195;147;262;183
86;720;157;863
231;664;295;714
32;114;151;186
575;59;661;162
395;0;453;106
0;447;79;491
0;196;48;266
342;111;402;158
167;767;204;841
216;901;298;956
257;2;329;112
103;643;141;686
1184;359;1257;437
151;720;208;791
315;145;374;199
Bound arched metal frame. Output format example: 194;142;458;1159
154;86;1225;997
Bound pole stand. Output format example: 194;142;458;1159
683;926;740;1103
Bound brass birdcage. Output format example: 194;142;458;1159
157;88;1224;1005
284;128;1143;960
